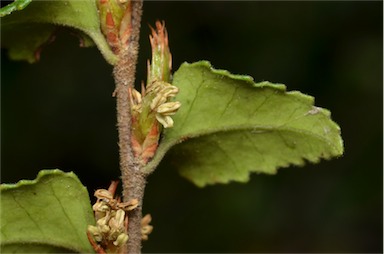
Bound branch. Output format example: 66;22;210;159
112;0;144;253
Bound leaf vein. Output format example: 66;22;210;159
217;85;239;122
243;131;266;165
11;192;46;237
251;92;273;117
49;183;83;243
214;139;240;179
179;78;204;130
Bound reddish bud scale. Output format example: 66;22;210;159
119;2;132;46
131;135;142;159
129;103;160;165
140;122;160;164
106;12;115;27
128;21;176;165
97;0;132;54
148;21;172;83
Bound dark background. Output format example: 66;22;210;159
1;1;382;253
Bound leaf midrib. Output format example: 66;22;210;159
144;124;341;174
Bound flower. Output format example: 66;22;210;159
87;182;139;253
128;21;181;165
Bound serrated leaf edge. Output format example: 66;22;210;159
0;169;94;253
0;169;82;190
181;61;287;90
142;61;344;175
143;122;343;175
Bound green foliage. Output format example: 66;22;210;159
0;0;117;64
0;0;31;17
144;61;344;187
0;170;95;253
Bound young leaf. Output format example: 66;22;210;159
143;61;344;187
1;0;117;64
0;169;95;253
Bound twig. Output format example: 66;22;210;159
112;0;144;253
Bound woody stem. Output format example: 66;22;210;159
112;0;145;253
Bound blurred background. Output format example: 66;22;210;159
1;1;382;253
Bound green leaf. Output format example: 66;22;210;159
1;0;117;64
144;61;344;187
0;0;31;17
1;169;95;253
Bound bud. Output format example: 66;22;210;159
150;93;167;111
87;225;103;242
88;183;137;253
94;189;113;201
148;21;172;83
97;215;110;227
114;209;126;229
128;21;181;164
161;85;179;98
157;101;181;115
156;115;174;128
141;214;153;240
97;0;132;53
113;233;129;246
93;201;110;213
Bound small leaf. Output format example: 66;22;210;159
0;169;95;253
1;0;117;64
143;61;344;187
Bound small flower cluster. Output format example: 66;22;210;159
87;184;138;253
141;214;153;240
148;80;181;128
128;21;180;165
130;80;181;129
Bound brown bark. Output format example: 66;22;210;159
112;1;145;253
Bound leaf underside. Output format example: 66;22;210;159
144;61;344;187
1;0;117;64
0;169;95;253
